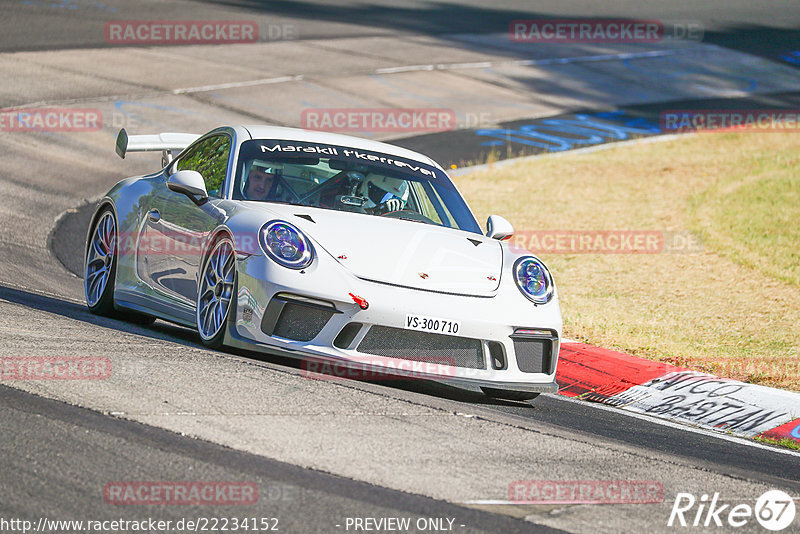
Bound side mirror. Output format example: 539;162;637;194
486;215;514;240
167;170;208;206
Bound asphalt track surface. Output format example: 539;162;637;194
0;383;552;534
7;283;800;487
2;1;800;533
2;0;800;53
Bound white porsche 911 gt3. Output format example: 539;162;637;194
85;125;561;401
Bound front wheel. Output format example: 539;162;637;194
481;387;540;403
197;236;236;348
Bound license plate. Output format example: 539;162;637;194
405;314;461;335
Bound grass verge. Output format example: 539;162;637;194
753;435;800;451
456;131;800;392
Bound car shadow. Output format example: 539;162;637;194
1;283;528;408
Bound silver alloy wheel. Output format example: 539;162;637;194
197;238;235;341
85;211;116;307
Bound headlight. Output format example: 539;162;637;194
259;220;314;269
513;257;554;304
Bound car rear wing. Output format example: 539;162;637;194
115;128;200;167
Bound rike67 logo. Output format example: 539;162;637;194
669;490;796;531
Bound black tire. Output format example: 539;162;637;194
481;387;540;402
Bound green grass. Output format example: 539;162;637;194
456;131;800;391
753;435;800;451
691;172;800;287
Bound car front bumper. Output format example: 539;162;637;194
225;253;562;393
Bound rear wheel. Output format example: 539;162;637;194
85;208;156;324
481;387;540;402
85;209;117;316
197;236;236;348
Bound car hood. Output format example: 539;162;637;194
254;203;502;296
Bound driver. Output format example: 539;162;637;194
359;176;409;213
244;163;279;201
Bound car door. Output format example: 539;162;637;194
143;134;232;304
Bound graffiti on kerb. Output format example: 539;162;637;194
476;112;661;152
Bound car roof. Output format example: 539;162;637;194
240;125;442;170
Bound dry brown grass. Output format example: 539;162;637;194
455;132;800;391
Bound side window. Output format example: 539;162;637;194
175;135;231;197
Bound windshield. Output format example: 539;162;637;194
233;139;482;234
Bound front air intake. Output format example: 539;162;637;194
334;322;362;349
261;294;338;342
357;326;485;369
